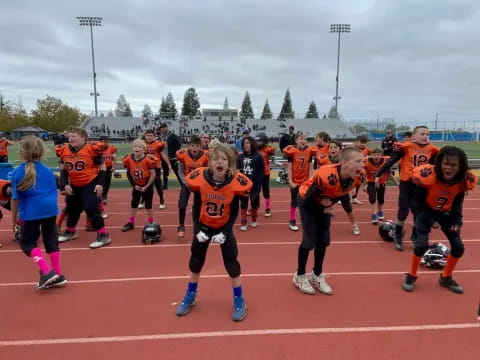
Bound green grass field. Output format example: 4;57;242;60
3;140;479;188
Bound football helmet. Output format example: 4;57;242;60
142;223;162;244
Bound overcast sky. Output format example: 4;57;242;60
2;0;480;127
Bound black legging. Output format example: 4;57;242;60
367;182;385;205
65;180;104;231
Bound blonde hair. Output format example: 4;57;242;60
208;143;237;176
17;136;45;191
132;138;146;149
339;146;362;162
208;138;222;149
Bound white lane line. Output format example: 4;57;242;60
1;239;479;253
1;269;479;287
0;322;478;346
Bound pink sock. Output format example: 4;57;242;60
148;217;154;223
99;202;105;211
66;227;76;232
129;216;135;224
30;248;52;274
98;227;107;234
265;198;271;209
49;251;61;275
290;207;296;221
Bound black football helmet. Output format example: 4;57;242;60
379;220;397;242
142;223;162;244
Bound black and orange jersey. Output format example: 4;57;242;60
299;164;365;203
412;164;477;212
57;142;104;187
176;149;209;176
0;179;11;202
365;157;389;184
0;139;11;157
283;145;315;185
145;140;166;167
103;145;118;168
258;145;276;175
359;147;371;157
312;144;330;158
186;167;252;230
122;154;157;186
54;143;66;158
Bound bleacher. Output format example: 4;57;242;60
84;115;354;140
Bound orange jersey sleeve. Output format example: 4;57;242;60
283;145;314;185
59;144;102;187
54;144;65;158
315;154;333;167
413;165;477;212
313;144;330;157
123;154;157;186
398;142;439;181
186;168;252;229
103;145;117;168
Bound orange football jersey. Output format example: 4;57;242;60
283;145;315;185
176;149;209;176
412;164;477;212
299;164;365;200
103;145;118;168
186;168;252;229
57;143;104;187
365;157;389;184
258;145;276;175
0;139;11;157
122;154;157;186
397;142;439;181
145;140;165;167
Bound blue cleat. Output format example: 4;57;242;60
377;211;384;220
175;291;196;316
232;296;247;321
371;213;379;224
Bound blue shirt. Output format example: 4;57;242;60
11;161;58;221
235;137;244;153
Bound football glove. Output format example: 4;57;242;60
211;232;226;245
196;231;209;243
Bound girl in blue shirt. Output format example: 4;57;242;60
11;136;66;290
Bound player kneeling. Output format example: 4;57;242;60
403;146;477;294
175;143;252;321
121;139;157;233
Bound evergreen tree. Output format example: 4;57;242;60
159;96;167;118
223;97;229;109
181;87;200;117
240;91;254;120
142;103;153;118
115;95;133;117
165;92;177;119
305;101;319;119
260;99;273;120
328;105;338;119
278;88;294;120
31;95;84;132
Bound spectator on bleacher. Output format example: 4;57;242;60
235;130;249;154
279;125;296;153
200;133;210;150
381;130;398;156
158;123;181;189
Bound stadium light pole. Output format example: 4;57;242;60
330;24;350;118
77;16;102;117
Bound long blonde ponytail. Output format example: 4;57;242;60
17;136;45;192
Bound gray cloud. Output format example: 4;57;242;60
1;0;480;128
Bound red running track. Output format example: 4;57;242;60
1;188;479;360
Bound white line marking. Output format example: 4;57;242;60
0;322;477;346
1;239;479;253
1;269;479;287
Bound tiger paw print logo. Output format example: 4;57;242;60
327;173;338;186
237;174;248;186
420;167;432;178
189;169;201;179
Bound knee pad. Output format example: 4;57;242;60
414;244;429;257
450;244;465;258
224;259;241;278
189;256;205;274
